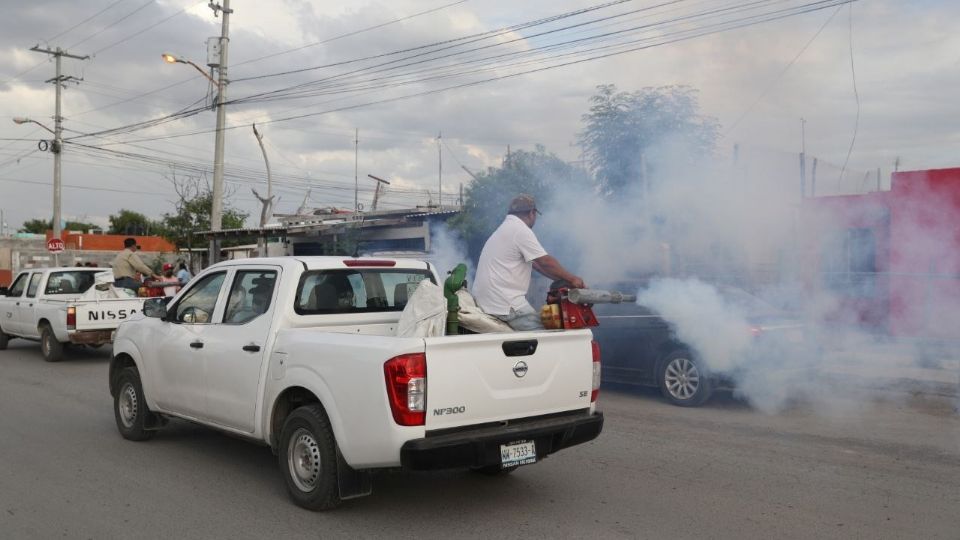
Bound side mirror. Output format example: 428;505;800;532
143;298;168;319
0;287;8;296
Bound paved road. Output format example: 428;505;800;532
0;340;957;540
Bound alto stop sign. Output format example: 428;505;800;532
46;238;65;253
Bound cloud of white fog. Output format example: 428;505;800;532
529;139;958;414
429;223;475;286
636;278;753;373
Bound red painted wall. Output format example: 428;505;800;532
802;167;960;338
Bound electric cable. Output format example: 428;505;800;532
838;2;859;187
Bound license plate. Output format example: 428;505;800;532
500;440;536;468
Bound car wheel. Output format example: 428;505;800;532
0;328;9;350
40;324;64;362
279;404;341;511
114;367;156;441
659;350;713;407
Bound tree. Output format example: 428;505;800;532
578;84;719;196
18;218;100;234
449;145;591;259
157;173;247;263
109;209;158;236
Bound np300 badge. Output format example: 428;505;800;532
512;360;528;378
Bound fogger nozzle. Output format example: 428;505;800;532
567;288;637;305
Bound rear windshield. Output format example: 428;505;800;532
44;271;100;295
295;268;433;315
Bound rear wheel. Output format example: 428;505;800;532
659;350;712;407
278;404;341;511
40;324;63;362
114;367;156;441
0;328;9;350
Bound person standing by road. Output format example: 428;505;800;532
159;263;181;297
176;262;192;286
472;194;585;331
111;238;159;292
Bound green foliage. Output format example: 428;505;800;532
159;190;247;251
109;209;158;236
578;84;719;195
449;145;591;259
18;218;100;234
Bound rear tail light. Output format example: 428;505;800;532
591;340;601;402
67;306;76;330
384;353;426;426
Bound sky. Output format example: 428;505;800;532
0;0;958;232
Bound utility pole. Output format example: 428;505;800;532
29;45;88;266
437;131;442;208
354;128;359;213
208;0;232;265
367;174;390;211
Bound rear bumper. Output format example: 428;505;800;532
68;330;113;345
400;410;603;471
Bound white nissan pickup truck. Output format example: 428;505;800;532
109;256;603;510
0;267;147;361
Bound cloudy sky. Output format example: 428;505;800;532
0;0;957;231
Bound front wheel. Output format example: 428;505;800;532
0;328;9;350
40;324;64;362
114;367;156;441
659;350;713;407
278;404;341;511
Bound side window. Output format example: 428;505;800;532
223;270;277;324
295;269;432;314
173;272;226;324
26;273;44;298
8;273;29;297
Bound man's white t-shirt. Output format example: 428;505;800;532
472;215;548;315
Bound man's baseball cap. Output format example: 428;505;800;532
123;238;137;248
508;194;541;215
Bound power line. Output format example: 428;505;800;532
45;0;129;43
838;2;859;186
67;0;158;49
74;0;855;147
232;0;469;69
726;3;842;133
91;0;204;56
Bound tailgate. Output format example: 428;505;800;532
74;299;146;330
424;329;594;430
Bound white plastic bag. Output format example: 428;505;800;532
396;280;447;337
455;289;514;333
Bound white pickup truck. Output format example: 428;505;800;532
0;267;147;361
109;256;603;510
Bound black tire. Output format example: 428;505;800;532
471;464;518;476
40;324;64;362
658;349;713;407
0;328;9;350
278;404;341;511
114;367;156;441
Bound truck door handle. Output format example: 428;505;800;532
502;339;538;357
242;344;261;352
189;341;204;349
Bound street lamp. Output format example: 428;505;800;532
162;45;230;266
12;116;62;264
160;53;219;86
12;117;55;134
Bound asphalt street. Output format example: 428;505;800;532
0;339;957;540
